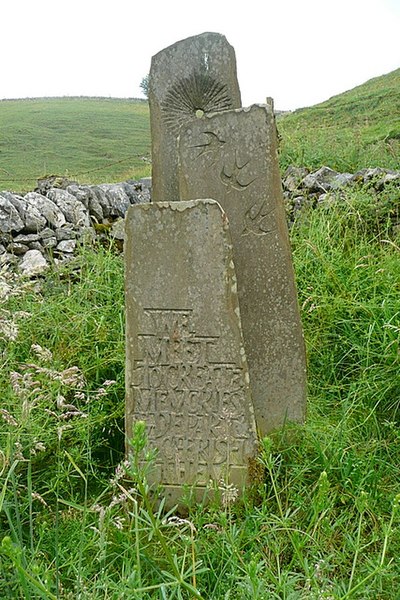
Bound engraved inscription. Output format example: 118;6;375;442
242;201;276;236
132;308;254;484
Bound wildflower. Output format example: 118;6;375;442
112;516;125;530
31;344;53;362
32;492;48;507
109;492;128;509
0;317;18;341
110;460;131;485
10;371;40;398
0;280;12;302
30;441;46;455
219;479;239;508
59;366;85;388
59;411;87;420
57;425;72;441
108;486;136;508
92;504;106;532
56;394;79;412
163;516;197;534
203;523;222;532
14;441;24;461
1;408;18;427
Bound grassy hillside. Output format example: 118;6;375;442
278;68;400;172
0;68;399;195
0;97;151;193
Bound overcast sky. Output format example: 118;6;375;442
1;0;399;111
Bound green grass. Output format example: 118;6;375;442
0;71;399;598
1;188;399;598
0;97;151;193
278;68;400;172
1;67;399;196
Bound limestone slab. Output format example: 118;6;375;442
125;199;257;506
149;32;241;202
179;104;307;435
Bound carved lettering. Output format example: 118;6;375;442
132;308;253;483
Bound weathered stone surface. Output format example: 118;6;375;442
47;188;90;227
125;199;257;506
124;181;151;205
14;233;40;244
67;184;104;221
149;32;242;202
2;192;47;233
35;175;78;195
110;218;125;241
55;227;76;242
282;166;310;192
39;227;56;239
0;194;24;233
7;242;28;256
24;192;66;229
179;104;307;435
19;249;48;276
41;237;57;249
302;166;340;192
56;240;76;253
96;184;131;218
91;186;112;219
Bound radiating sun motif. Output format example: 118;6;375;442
161;71;233;135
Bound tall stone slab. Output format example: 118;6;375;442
178;104;307;436
125;199;257;507
149;32;241;202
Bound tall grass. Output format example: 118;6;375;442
1;185;399;597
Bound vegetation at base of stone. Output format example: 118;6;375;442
0;97;151;193
278;67;400;173
1;186;399;597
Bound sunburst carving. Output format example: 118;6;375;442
161;71;233;135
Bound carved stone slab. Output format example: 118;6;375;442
125;199;257;506
178;105;307;435
149;32;241;203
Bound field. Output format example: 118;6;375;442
0;97;151;193
1;67;399;195
1;71;400;598
278;68;400;172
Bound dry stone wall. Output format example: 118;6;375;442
282;165;400;226
1;165;398;277
0;179;150;276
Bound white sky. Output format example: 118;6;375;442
1;0;399;111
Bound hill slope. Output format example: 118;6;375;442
1;69;399;194
0;97;151;193
278;67;400;172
